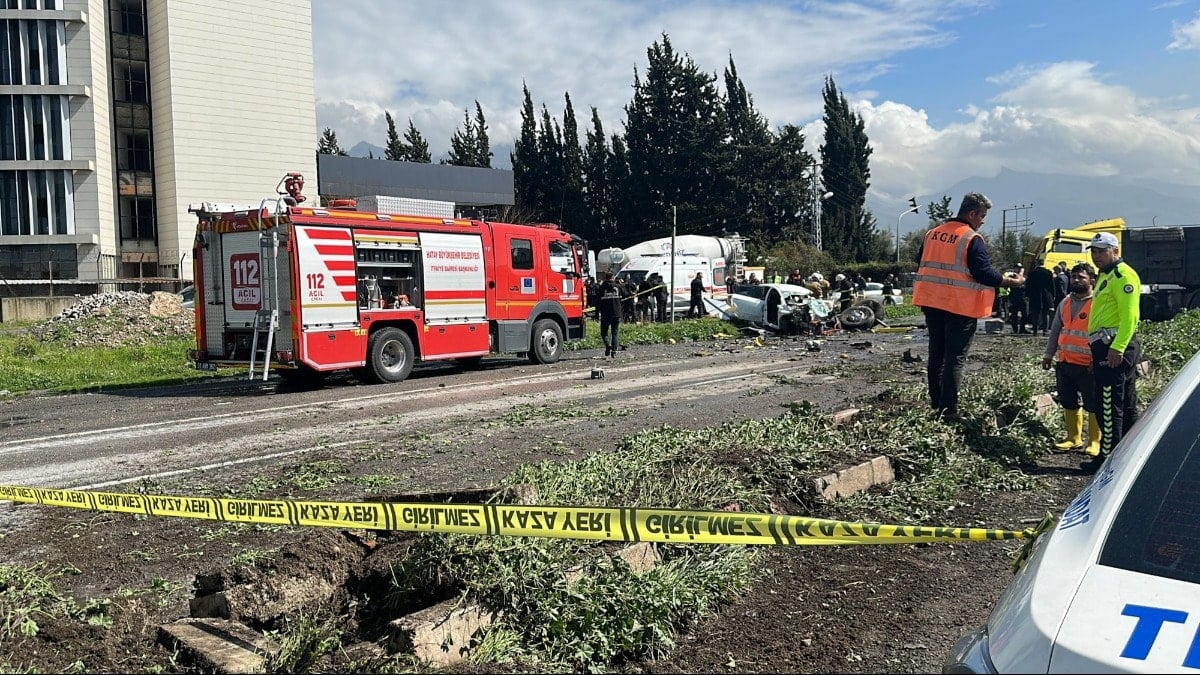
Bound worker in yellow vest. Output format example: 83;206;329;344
1041;263;1100;456
912;192;1025;422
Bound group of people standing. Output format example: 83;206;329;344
591;270;709;359
997;260;1072;335
915;193;1140;474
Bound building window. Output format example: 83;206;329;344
118;196;154;241
110;0;145;37
0;169;75;236
0;95;71;161
117;130;151;172
0;171;17;235
114;60;147;103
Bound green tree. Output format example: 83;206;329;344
819;77;874;262
384;112;405;161
512;84;546;218
445;102;491;168
624;34;727;238
608;134;634;246
446;107;476;166
558;93;587;234
473;101;493;168
317;127;347;156
926;196;953;226
719;56;791;245
403;120;431;163
538;104;565;223
582;107;612;243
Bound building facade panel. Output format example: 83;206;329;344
0;0;315;289
152;0;316;280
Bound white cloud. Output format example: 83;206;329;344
313;0;1200;213
313;0;951;157
860;60;1200;201
1167;11;1200;50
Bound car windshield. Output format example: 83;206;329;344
1101;383;1200;585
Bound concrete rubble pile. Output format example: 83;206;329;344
31;291;194;349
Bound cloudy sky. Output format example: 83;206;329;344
313;0;1200;218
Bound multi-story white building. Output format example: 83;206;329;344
0;0;316;288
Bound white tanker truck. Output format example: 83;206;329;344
595;234;747;279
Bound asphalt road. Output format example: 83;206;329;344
0;331;918;496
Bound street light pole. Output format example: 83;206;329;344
896;198;918;263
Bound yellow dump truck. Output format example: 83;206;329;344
1024;217;1200;320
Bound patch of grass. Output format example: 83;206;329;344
0;333;219;394
883;301;921;320
0;564;87;641
486;403;635;429
567;317;741;351
384;430;770;671
231;548;278;568
263;615;342;674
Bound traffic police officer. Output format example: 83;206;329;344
1084;231;1141;472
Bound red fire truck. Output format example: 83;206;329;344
188;176;588;384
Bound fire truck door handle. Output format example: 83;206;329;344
548;286;559;292
510;286;520;291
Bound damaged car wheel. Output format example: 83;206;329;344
853;298;885;323
838;304;876;330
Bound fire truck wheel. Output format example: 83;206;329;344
366;327;415;383
528;319;563;365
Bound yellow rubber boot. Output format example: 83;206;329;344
1054;409;1083;450
1085;413;1102;456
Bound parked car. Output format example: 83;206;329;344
178;284;195;310
944;348;1200;673
862;281;904;305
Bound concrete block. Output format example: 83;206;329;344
159;618;278;674
616;542;659;574
388;600;495;667
565;542;661;585
813;455;895;502
1033;393;1056;417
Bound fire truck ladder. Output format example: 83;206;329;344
248;199;287;381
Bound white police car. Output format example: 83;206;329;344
945;348;1200;673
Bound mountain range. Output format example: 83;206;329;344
883;168;1200;241
345;143;1200;241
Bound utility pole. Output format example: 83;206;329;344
897;197;918;263
670;205;676;324
1001;203;1035;265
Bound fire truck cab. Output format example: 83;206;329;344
189;187;587;384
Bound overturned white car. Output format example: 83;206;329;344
725;283;884;333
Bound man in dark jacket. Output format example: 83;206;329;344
652;273;669;322
688;272;706;318
597;272;622;358
1027;263;1056;335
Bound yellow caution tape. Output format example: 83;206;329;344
0;484;1027;546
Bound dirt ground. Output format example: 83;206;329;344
0;326;1091;674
